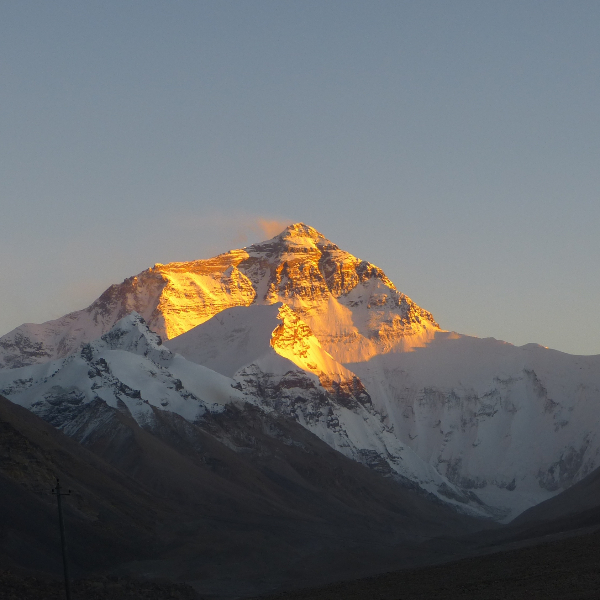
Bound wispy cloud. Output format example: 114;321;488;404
228;217;292;248
255;218;292;239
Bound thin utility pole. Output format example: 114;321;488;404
52;478;72;600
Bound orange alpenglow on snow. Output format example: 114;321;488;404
0;223;440;369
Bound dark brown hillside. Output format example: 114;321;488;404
4;386;600;599
252;527;600;600
0;394;488;599
248;464;600;600
0;396;162;575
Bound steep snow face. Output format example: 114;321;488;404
167;305;600;521
166;302;355;383
0;313;242;433
0;307;489;518
0;223;439;369
231;362;492;517
166;305;497;519
348;332;600;519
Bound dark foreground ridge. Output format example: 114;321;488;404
6;527;599;600
0;394;484;599
0;572;201;600
5;377;600;598
252;527;600;600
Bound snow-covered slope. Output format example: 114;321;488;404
1;305;493;517
0;308;489;517
164;289;600;520
166;304;502;518
346;332;600;519
0;223;438;369
0;273;169;369
0;313;242;433
166;302;355;382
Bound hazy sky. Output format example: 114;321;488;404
2;1;599;355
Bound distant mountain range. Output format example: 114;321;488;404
2;223;600;597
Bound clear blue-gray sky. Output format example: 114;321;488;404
1;1;599;355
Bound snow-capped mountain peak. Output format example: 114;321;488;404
0;223;439;369
3;223;600;523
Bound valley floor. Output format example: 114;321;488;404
0;572;201;600
3;528;600;600
253;527;600;600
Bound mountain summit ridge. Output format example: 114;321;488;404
0;223;438;369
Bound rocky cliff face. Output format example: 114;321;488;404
0;223;439;369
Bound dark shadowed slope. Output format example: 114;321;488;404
247;463;600;600
0;394;489;599
0;394;168;575
514;461;600;527
251;527;600;600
